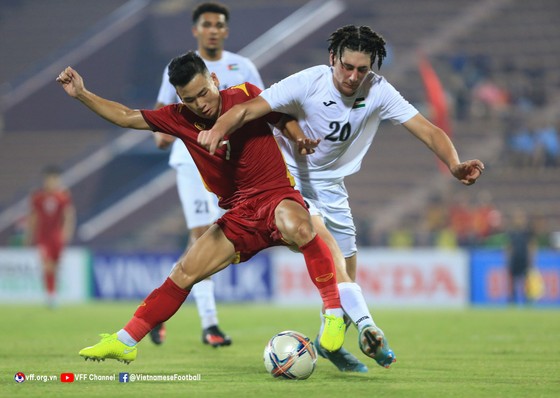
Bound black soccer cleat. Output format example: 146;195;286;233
202;325;232;347
149;323;166;345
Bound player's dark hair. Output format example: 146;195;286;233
328;25;387;70
168;51;209;87
192;2;229;24
43;164;61;176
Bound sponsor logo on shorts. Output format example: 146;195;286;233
315;273;334;283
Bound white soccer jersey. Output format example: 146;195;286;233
261;65;418;180
156;50;264;167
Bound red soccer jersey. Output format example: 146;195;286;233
141;83;295;209
31;189;72;244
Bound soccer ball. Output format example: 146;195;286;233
263;330;317;380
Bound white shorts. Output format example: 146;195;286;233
174;163;224;229
294;176;357;258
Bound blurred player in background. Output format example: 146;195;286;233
26;165;76;308
56;52;347;363
505;208;537;305
198;24;484;372
151;1;264;347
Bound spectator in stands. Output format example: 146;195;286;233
506;118;537;168
471;190;502;246
533;117;560;168
448;191;474;246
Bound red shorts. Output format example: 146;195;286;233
216;187;307;263
37;240;64;263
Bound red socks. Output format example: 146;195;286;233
299;235;341;309
124;278;190;341
44;271;55;294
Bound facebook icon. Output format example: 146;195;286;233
119;373;129;383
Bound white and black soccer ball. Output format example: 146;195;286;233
263;330;317;380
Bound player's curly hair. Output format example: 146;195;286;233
168;51;209;87
328;25;387;70
192;2;229;23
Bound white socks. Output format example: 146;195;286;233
117;329;137;346
192;279;218;329
338;282;375;331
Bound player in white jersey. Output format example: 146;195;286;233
198;25;484;371
151;2;264;347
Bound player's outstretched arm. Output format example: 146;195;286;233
56;67;150;130
198;96;272;155
403;113;484;185
152;102;176;149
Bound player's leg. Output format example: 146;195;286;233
330;229;396;369
189;226;231;347
39;243;59;308
150;163;230;346
310;180;396;369
308;216;367;372
79;225;236;363
274;198;345;352
176;163;230;346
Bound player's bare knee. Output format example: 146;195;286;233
169;262;197;290
292;220;315;247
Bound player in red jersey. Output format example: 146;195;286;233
26;165;76;308
56;51;346;363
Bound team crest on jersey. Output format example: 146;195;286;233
352;97;365;109
194;122;206;131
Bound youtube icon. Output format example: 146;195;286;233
60;373;75;383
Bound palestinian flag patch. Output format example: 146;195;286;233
352;97;365;109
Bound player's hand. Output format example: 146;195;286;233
451;159;484;185
297;138;321;155
153;131;175;150
198;128;226;155
56;67;84;98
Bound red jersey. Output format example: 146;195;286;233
141;83;295;209
31;189;72;244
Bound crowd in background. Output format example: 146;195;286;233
359;188;555;251
443;52;560;169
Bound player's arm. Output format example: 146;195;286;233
276;116;320;155
402;113;484;185
56;67;150;130
25;205;37;246
152;101;176;149
198;96;272;155
62;202;76;244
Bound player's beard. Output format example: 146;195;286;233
203;45;220;59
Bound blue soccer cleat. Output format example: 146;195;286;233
314;336;368;373
358;325;396;368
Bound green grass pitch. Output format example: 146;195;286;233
1;302;559;397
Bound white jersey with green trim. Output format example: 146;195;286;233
261;65;418;180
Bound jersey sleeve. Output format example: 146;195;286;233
378;77;418;124
140;105;180;136
258;69;309;117
156;65;179;105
